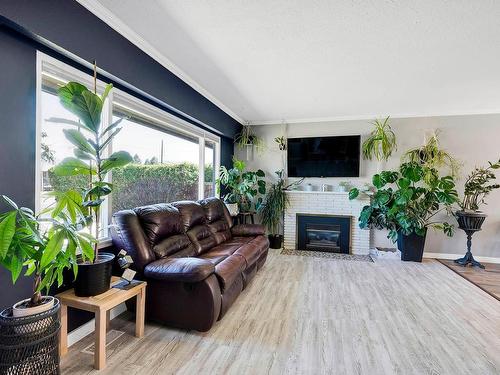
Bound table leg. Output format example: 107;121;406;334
106;310;110;330
95;309;107;370
59;304;68;357
135;288;145;338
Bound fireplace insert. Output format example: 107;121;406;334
297;214;351;253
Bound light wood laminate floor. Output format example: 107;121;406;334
62;250;500;375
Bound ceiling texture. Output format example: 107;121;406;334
78;0;500;125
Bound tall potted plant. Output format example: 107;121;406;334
259;170;303;249
259;170;288;249
349;162;458;262
0;194;93;373
454;159;500;267
217;158;266;215
48;69;132;296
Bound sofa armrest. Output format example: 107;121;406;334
231;224;266;237
144;257;215;283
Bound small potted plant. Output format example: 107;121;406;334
48;65;132;296
217;158;266;215
235;124;265;159
402;131;461;179
454;159;500;267
362;116;397;162
0;194;93;373
349;162;458;262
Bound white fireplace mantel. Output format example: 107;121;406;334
284;190;370;255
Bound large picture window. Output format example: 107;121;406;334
36;53;220;242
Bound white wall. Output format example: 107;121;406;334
236;114;500;258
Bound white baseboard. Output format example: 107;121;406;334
67;303;128;347
423;252;500;264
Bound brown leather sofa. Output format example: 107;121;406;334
111;197;269;331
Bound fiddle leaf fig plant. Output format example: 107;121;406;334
216;158;266;212
460;159;500;212
349;162;458;241
47;68;132;261
0;195;94;307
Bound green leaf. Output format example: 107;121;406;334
78;234;94;261
1;195;18;210
99;127;122;151
256;169;265;177
372;174;383;189
401;163;422;182
101;83;113;103
380;171;398;184
63;129;96;155
53;157;95;176
0;211;17;260
100;151;133;174
74;148;95;161
58;82;103;132
397;178;411;189
349;188;359;200
10;255;23;283
101;118;124;136
40;230;65;269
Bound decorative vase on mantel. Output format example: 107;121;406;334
454;210;487;268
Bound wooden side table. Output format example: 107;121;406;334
57;277;146;370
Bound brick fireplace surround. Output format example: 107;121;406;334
284;191;370;255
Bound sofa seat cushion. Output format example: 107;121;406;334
214;255;246;292
199;252;229;265
234;235;269;267
144;257;214;283
222;236;254;247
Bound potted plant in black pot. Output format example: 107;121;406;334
349;162;458;262
48;69;132;296
259;170;288;249
259;170;304;249
0;195;93;374
217;157;266;216
454;159;500;268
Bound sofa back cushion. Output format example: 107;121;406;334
199;198;233;245
172;201;216;254
134;204;196;259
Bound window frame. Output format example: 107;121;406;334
36;52;221;245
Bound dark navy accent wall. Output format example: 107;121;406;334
0;27;36;310
0;1;237;328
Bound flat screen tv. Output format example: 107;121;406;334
287;135;360;177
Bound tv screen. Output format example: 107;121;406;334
287;135;360;177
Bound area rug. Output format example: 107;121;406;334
280;249;374;262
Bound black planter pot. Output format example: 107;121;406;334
268;234;283;249
0;299;60;374
454;211;487;268
397;230;427;262
74;253;115;297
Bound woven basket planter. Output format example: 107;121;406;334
0;299;60;375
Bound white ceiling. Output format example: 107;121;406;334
79;0;500;125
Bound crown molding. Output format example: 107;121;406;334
76;0;244;124
250;109;500;126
